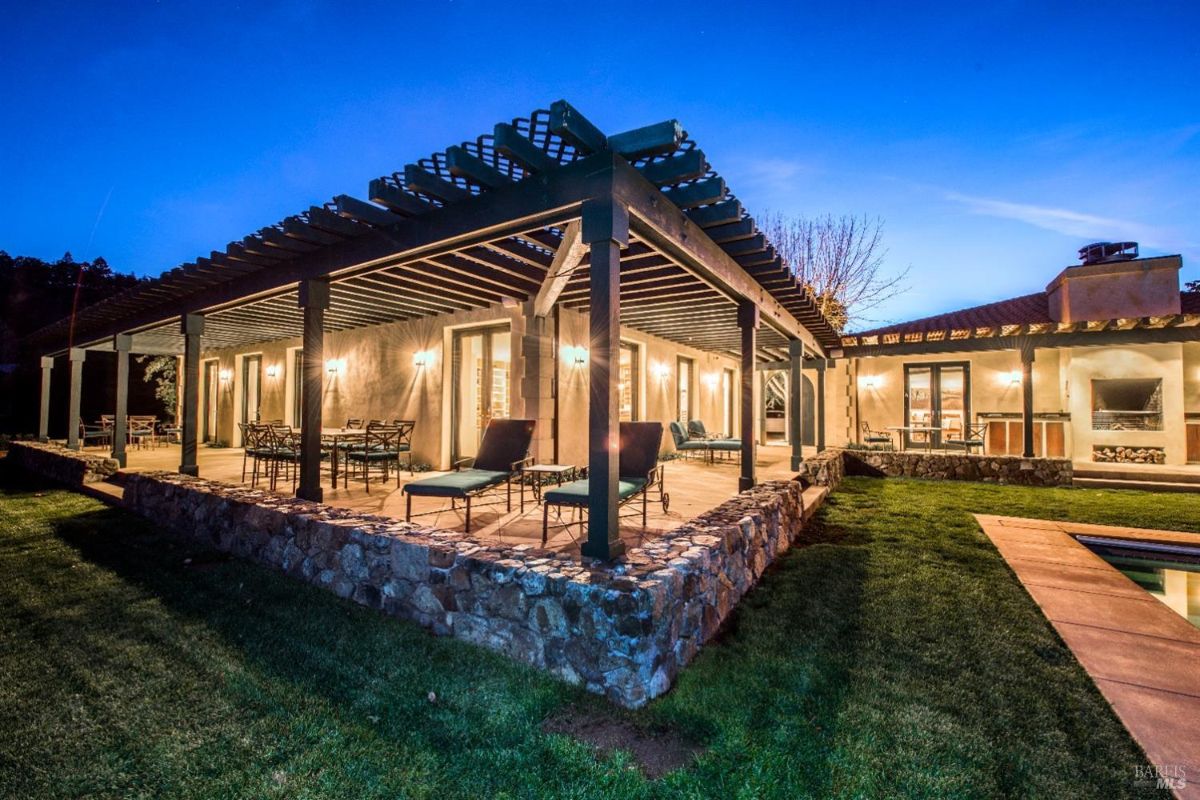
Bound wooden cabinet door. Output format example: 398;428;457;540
1188;424;1200;463
1045;422;1065;458
987;421;1007;454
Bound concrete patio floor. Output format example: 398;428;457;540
104;442;810;556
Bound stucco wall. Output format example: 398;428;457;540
200;302;742;470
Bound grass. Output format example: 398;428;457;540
2;466;1197;799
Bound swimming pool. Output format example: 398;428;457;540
1079;535;1200;630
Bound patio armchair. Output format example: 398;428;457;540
944;422;986;454
128;416;159;449
668;421;709;461
861;421;894;449
344;422;409;492
345;418;365;429
403;418;535;533
541;421;669;546
79;419;112;448
688;419;742;462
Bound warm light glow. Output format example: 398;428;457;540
325;358;346;375
861;374;879;389
265;364;280;379
703;372;720;390
651;360;670;381
218;369;231;383
413;350;434;368
1003;370;1022;386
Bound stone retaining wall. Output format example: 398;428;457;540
121;471;806;708
5;441;119;486
843;449;1073;486
796;448;846;489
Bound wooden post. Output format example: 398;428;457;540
66;348;86;450
581;199;628;561
38;356;53;442
788;339;804;471
738;300;759;492
815;359;827;453
179;314;204;476
1021;341;1035;458
297;279;329;502
112;334;131;467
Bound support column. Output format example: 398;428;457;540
788;339;804;471
66;348;85;450
738;300;759;492
179;314;204;476
1021;341;1035;458
112;334;131;467
38;356;53;442
581;199;628;561
297;279;329;502
815;359;827;453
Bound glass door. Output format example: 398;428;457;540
903;362;970;449
452;325;511;462
241;355;262;428
722;368;735;437
202;361;219;443
619;342;639;421
677;356;693;425
291;349;303;426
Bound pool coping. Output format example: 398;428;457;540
976;514;1200;799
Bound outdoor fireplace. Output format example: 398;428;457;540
1091;378;1163;431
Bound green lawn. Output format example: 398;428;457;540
2;466;1197;799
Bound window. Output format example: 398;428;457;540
677;356;693;424
241;354;262;426
619;342;640;421
1092;379;1163;431
291;349;304;426
451;325;511;461
722;368;735;436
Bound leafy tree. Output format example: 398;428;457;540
136;355;178;417
1185;279;1199;293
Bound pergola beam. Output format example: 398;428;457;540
532;220;584;318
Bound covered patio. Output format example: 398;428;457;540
28;100;839;562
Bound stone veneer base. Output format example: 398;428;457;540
5;441;119;486
118;470;807;708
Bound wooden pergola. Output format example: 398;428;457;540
28;100;840;560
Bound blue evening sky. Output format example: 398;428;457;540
2;1;1197;329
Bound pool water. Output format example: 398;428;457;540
1079;536;1200;630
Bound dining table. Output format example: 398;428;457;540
885;425;940;452
318;427;368;489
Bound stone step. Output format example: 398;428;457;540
78;479;126;506
1074;468;1200;485
1074;477;1200;494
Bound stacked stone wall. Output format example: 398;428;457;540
5;441;118;486
843;449;1073;486
121;472;806;707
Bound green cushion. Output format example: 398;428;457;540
676;441;708;451
347;449;402;462
543;478;646;507
402;469;508;497
708;439;741;452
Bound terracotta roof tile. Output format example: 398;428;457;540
853;292;1053;338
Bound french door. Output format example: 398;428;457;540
202;361;219;442
903;362;970;449
677;356;693;425
451;325;511;462
241;355;262;428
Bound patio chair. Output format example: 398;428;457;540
668;421;709;461
79;419;111;448
687;419;742;462
128;416;158;449
403;419;535;533
541;421;669;546
344;422;406;492
944;422;986;454
239;422;271;484
259;424;301;491
861;421;894;449
345;418;365;429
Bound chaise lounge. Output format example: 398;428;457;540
403;418;535;533
541;421;669;546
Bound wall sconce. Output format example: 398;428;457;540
1004;370;1021;386
863;375;877;389
265;364;280;379
325;358;346;376
703;373;720;390
560;345;588;366
218;369;232;383
651;361;670;382
413;350;434;369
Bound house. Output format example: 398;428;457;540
24;100;841;562
834;245;1200;468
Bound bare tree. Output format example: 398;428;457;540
760;213;909;331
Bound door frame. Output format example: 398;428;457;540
902;361;971;449
450;323;510;463
201;359;219;443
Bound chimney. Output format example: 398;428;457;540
1046;244;1182;323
